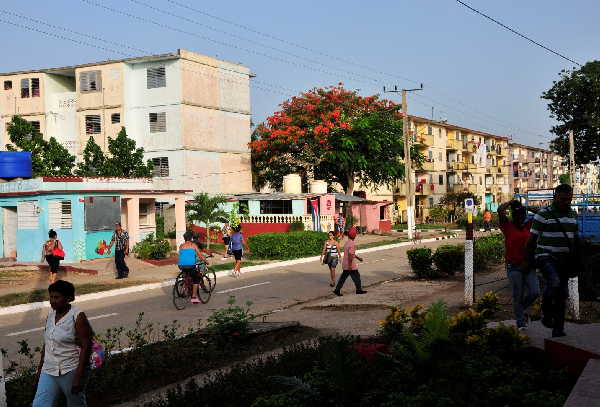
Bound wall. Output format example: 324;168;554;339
85;230;114;260
45;90;78;154
0;72;45;118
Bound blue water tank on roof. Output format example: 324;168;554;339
0;151;33;178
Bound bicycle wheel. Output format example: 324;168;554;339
172;273;190;310
197;274;212;304
205;267;216;292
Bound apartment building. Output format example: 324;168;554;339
0;49;252;194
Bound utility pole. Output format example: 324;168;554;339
384;84;423;240
567;129;580;320
569;130;576;191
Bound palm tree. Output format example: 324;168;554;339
186;193;228;249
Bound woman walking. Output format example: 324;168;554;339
221;221;231;260
321;231;341;287
33;280;92;407
499;200;540;330
229;225;247;278
41;229;64;284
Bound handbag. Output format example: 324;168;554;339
51;240;65;260
89;337;106;369
549;212;581;279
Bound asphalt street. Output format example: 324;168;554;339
0;238;458;357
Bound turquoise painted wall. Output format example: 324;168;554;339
85;231;114;260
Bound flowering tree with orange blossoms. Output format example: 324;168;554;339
250;84;422;194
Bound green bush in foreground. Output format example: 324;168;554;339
132;233;171;260
248;231;327;259
406;247;439;279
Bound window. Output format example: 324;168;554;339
438;128;442;138
438;174;444;185
17;201;39;229
139;203;150;226
427;126;432;135
85;115;101;134
31;78;40;97
438;152;442;162
3;80;12;90
149;112;166;133
147;66;166;89
111;113;121;124
428;198;434;208
48;200;72;229
479;176;483;185
379;206;387;220
260;200;292;214
428;150;433;160
80;70;101;92
84;196;120;231
30;121;40;132
21;78;29;98
152;157;169;177
238;200;249;215
456;130;461;140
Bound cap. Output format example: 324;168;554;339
347;226;357;239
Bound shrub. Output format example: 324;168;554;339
474;291;501;317
432;244;464;275
288;221;305;232
206;296;256;343
379;304;424;339
406;247;438;279
248;231;327;259
156;215;165;239
166;230;176;239
449;308;487;336
132;233;172;260
474;233;505;273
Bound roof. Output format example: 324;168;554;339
407;114;510;141
228;192;322;201
0;49;252;77
0;189;190;198
334;193;366;203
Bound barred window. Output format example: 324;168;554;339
149;112;166;133
30;121;40;132
260;200;292;214
48;200;72;229
111;113;120;124
147;66;166;89
152;157;169;177
4;80;12;90
80;70;101;92
21;79;29;98
31;78;40;97
85;115;101;134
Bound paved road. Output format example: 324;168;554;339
0;238;460;356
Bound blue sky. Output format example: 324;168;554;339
1;0;597;147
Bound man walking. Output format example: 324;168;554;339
524;184;578;337
107;222;130;279
333;226;367;296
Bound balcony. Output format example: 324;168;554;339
413;134;433;147
447;161;466;172
415;183;435;195
416;161;435;172
446;139;462;150
451;184;466;193
487;146;497;156
496;147;506;156
495;166;509;175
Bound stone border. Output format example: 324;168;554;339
0;236;459;316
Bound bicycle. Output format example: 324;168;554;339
197;260;216;291
172;266;212;310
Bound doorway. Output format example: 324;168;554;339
3;206;17;258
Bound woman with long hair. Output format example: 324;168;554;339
321;231;341;287
229;225;247;278
41;229;63;283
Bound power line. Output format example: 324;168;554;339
455;0;582;67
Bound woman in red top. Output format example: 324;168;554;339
499;200;540;329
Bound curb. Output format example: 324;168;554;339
0;236;459;316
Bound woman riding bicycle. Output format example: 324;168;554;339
179;231;207;304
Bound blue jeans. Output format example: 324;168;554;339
33;370;87;407
507;264;540;327
537;256;569;332
115;249;129;278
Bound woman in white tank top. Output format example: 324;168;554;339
321;231;341;287
33;280;92;407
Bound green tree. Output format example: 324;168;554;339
439;192;481;219
103;127;153;177
542;61;600;164
75;136;106;176
250;85;422;194
5;116;75;176
559;173;571;185
186;193;228;249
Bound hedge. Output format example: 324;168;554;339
456;214;500;229
247;231;328;260
406;247;438;279
432;244;464;275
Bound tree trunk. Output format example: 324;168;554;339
345;173;355;195
205;221;211;250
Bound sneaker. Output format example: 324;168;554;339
333;290;342;296
356;290;368;294
191;297;200;304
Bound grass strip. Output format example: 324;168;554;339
0;280;154;308
393;223;449;230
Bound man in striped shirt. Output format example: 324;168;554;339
524;184;577;337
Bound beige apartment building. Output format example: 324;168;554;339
0;49;253;194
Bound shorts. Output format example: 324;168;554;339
232;249;243;261
179;265;200;284
222;236;231;246
327;256;339;268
